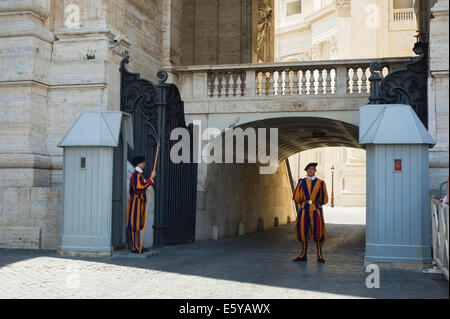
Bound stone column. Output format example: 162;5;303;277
0;0;61;249
428;0;449;192
335;0;352;59
161;0;183;85
0;0;168;250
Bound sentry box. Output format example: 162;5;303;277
359;104;436;264
58;111;133;257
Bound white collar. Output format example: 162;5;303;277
135;167;143;174
306;175;317;181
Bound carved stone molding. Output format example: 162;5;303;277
335;0;351;17
0;0;50;19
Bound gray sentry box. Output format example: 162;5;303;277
58;111;133;256
360;104;436;263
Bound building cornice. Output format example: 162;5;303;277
0;0;49;19
0;19;55;43
276;3;336;35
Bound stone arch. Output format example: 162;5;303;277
196;114;362;242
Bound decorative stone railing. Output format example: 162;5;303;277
175;57;413;100
389;8;416;30
391;8;415;22
430;198;449;281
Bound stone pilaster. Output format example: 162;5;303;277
161;0;183;85
0;0;59;249
428;0;449;192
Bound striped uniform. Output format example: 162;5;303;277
126;170;154;252
293;177;328;259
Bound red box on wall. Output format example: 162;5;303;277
394;159;402;172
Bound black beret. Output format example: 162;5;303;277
304;162;318;171
132;156;146;166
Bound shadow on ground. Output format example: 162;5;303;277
0;222;448;299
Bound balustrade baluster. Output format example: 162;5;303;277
361;67;368;94
292;70;299;95
300;70;306;95
347;68;351;94
231;73;237;97
352;68;359;94
256;72;261;96
276;71;283;96
223;72;230;97
262;72;268;96
325;69;332;95
213;72;220;97
236;73;243;97
318;69;324;95
269;71;275;96
282;70;288;95
308;70;314;95
219;73;227;97
208;73;215;97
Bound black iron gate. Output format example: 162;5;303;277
120;57;198;246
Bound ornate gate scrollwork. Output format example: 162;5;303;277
369;42;429;128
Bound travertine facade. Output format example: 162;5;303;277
180;0;275;65
0;0;176;249
275;0;419;62
180;0;254;65
428;0;449;192
0;0;448;250
275;0;440;206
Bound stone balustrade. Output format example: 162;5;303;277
176;57;413;101
392;8;416;22
390;8;416;30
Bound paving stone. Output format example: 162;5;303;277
0;208;447;299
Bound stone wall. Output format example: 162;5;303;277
195;161;296;241
180;0;253;65
428;0;449;193
0;0;170;250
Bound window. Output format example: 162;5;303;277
286;1;302;16
80;157;86;169
393;0;414;9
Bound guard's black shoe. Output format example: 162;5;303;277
293;255;307;262
317;258;326;263
131;250;140;254
140;247;150;252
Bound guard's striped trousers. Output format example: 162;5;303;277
130;230;141;251
298;241;324;259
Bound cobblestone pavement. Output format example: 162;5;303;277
0;207;448;299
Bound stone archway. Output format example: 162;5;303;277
195;104;435;264
194;115;363;242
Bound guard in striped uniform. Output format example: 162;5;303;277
127;156;156;254
292;162;329;263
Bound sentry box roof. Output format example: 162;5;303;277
359;104;435;146
58;111;134;149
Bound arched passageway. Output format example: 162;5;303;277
196;116;364;245
237;116;361;161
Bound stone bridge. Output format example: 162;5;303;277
171;57;413;242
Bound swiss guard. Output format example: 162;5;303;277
126;156;156;254
292;162;329;263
